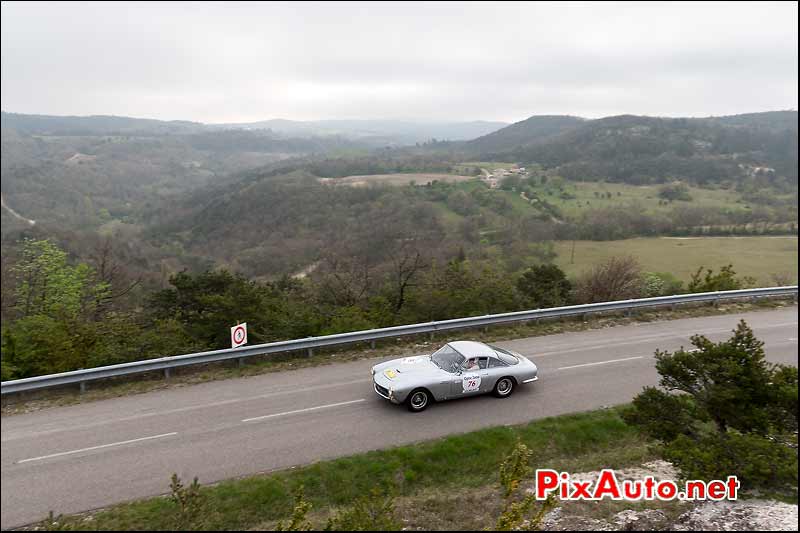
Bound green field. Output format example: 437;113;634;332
537;180;746;217
555;236;798;285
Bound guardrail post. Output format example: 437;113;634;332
79;381;86;394
164;368;171;379
238;358;245;368
307;348;313;357
429;332;435;341
371;340;376;349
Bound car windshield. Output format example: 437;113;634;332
431;344;465;373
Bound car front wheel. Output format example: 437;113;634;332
493;377;514;398
406;389;430;412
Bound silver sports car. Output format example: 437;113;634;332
371;340;538;412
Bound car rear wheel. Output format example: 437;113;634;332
493;377;514;398
406;389;430;412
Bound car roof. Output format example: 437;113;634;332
448;341;497;358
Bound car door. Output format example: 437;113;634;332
486;356;509;391
451;357;490;396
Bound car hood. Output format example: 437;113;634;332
372;355;440;383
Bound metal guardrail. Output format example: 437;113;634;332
1;286;796;395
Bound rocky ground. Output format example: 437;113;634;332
537;461;798;531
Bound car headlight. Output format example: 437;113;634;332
371;367;376;376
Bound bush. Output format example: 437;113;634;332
324;488;401;531
658;182;693;202
625;321;798;496
169;473;207;530
573;255;644;304
687;264;755;293
276;486;313;531
516;264;572;308
621;387;699;442
642;272;684;297
494;441;557;531
663;432;798;493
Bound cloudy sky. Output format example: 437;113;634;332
1;1;797;123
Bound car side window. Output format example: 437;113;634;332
478;357;489;369
489;358;507;368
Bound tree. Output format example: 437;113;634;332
516;264;572;308
12;238;108;320
623;321;798;493
149;269;271;348
658;182;693;202
687;264;755;293
654;321;792;434
573;255;644;303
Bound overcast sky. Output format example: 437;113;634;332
1;1;797;124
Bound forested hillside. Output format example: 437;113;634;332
1;110;797;380
471;112;798;190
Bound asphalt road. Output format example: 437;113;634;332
1;307;797;529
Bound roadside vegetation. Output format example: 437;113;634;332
1;237;783;381
35;407;655;531
33;321;798;531
623;321;798;498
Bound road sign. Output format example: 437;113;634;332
231;323;248;348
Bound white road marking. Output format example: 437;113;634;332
242;399;367;423
2;379;371;442
557;356;644;371
17;432;178;464
789;338;797;341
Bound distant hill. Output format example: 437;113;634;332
463;115;585;153
1;112;508;146
0;112;205;136
470;111;798;187
209;118;509;145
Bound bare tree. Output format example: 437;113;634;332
89;236;141;318
314;251;373;308
573;255;645;304
771;272;795;286
387;240;427;313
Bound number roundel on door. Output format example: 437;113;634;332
462;375;481;392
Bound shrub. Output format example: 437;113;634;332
663;432;797;493
494;441;557;531
276;486;313;532
573;256;644;304
169;473;206;530
516;264;572;308
621;387;699;442
324;488;401;531
687;264;755;293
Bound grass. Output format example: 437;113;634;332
459;161;518;170
3;298;793;415
31;407;658;531
530;180;747;218
554;236;799;285
323;173;477;187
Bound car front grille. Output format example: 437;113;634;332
374;383;390;399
